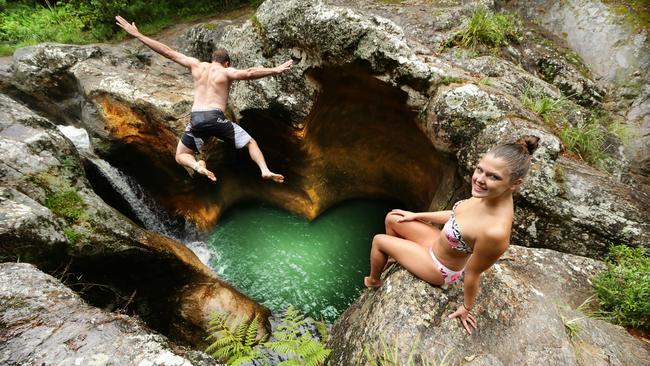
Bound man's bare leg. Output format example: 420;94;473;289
246;139;284;183
175;140;216;181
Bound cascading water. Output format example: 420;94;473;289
56;125;209;262
86;158;180;238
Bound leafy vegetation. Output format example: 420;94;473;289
604;0;650;30
592;245;650;332
519;89;627;171
521;93;567;125
206;305;331;365
446;8;520;50
0;1;93;54
45;189;86;223
265;305;331;366
558;122;610;169
0;0;256;55
63;226;86;243
206;312;266;365
439;75;465;86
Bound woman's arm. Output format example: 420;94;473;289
389;209;452;225
449;228;509;334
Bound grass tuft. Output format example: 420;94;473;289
592;244;650;332
448;8;520;50
558;122;610;169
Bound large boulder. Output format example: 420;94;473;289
5;1;645;260
502;0;650;176
428;83;650;257
328;245;650;365
0;262;218;366
0;92;270;347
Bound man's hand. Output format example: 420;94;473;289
274;60;293;74
448;304;477;335
115;15;142;38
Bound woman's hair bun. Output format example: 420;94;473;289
515;135;540;155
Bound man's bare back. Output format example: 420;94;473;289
191;62;231;111
115;15;291;183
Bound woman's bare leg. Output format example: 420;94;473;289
367;234;444;286
385;212;440;248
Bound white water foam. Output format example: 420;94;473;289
186;241;214;265
89;158;178;237
57;125;90;151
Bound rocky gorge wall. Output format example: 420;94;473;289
1;0;649;364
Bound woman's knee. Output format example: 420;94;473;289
372;234;386;247
385;212;400;229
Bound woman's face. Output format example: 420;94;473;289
471;154;521;198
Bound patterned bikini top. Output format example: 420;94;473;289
442;200;473;254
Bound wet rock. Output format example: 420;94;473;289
4;0;645;258
328;246;650;365
0;262;219;366
0;92;271;347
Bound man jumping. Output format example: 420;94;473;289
116;15;290;183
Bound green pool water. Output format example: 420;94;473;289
206;199;394;321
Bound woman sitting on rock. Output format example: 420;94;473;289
364;136;539;334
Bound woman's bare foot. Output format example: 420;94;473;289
262;170;284;183
196;160;217;181
364;276;383;289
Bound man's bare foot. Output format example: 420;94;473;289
364;276;383;289
196;160;217;182
262;170;284;183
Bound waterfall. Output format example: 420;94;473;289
87;158;179;238
57;125;91;151
56;124;178;238
57;124;212;264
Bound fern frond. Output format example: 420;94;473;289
298;339;321;356
313;320;329;343
205;335;236;354
276;304;307;340
266;340;298;355
235;319;249;342
208;311;227;325
305;348;331;366
230;356;253;366
245;315;260;347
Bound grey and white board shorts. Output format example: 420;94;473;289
180;108;252;152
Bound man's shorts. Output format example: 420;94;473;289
180;108;252;152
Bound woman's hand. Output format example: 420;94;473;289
448;304;477;334
389;209;419;222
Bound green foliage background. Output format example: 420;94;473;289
0;0;255;55
593;245;650;331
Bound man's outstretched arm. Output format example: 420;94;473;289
115;15;199;69
227;60;293;80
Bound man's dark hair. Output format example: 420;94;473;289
211;48;230;64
